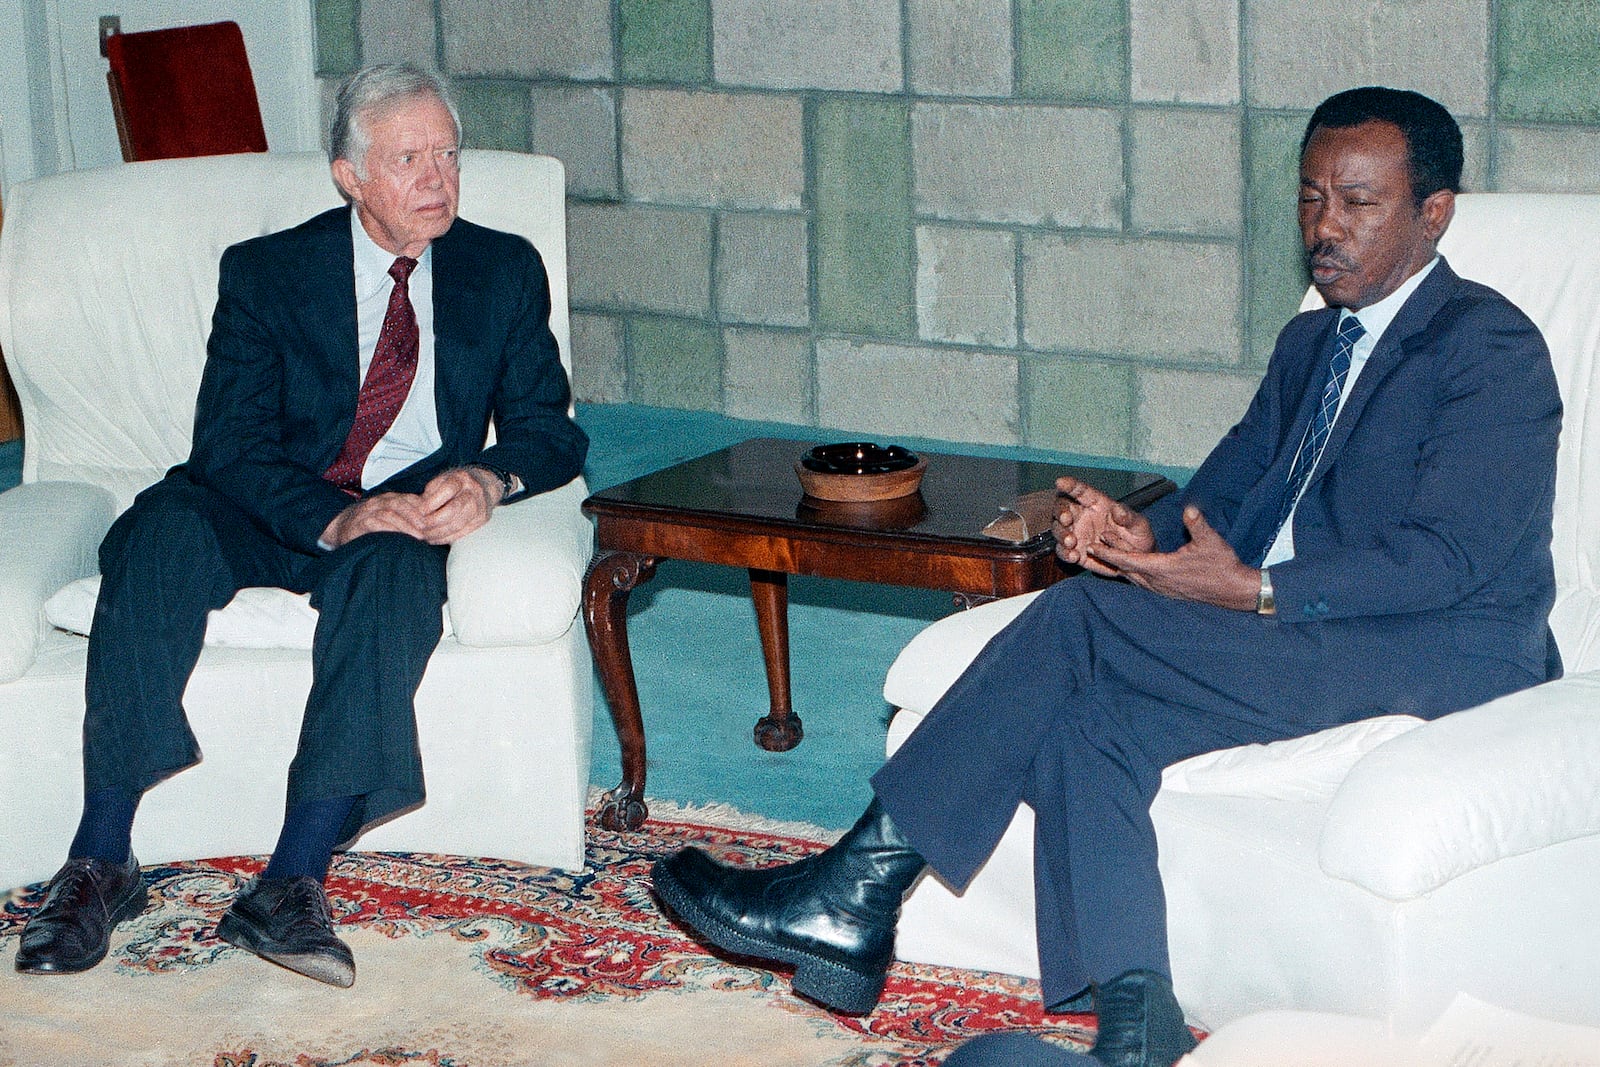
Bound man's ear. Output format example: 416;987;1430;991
1421;188;1456;243
331;158;362;204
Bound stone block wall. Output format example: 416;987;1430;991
317;0;1600;467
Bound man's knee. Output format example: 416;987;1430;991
96;479;255;618
100;477;221;572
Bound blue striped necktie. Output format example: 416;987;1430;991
1263;313;1365;559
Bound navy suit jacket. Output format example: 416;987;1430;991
185;206;588;553
1143;258;1563;682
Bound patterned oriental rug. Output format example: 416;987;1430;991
0;805;1095;1066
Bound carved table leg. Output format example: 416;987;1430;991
749;567;803;752
583;549;659;830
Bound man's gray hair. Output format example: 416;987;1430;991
329;64;462;179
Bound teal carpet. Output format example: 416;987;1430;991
0;414;1187;831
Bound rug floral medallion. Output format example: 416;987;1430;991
0;809;1093;1066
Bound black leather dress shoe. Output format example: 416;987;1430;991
15;855;148;975
651;798;925;1014
215;876;355;987
1089;970;1198;1067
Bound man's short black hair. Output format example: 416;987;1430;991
1301;86;1464;207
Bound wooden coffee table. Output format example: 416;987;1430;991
581;437;1175;829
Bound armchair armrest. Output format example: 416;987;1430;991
0;482;118;681
883;591;1042;714
1319;671;1600;901
445;476;593;647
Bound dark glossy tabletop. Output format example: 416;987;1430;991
585;437;1173;547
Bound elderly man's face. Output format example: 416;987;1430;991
1299;119;1453;310
333;94;460;259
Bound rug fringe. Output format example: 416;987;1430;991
587;787;844;844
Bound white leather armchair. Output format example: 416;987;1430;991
0;151;594;889
884;194;1600;1033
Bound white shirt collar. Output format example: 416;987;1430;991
1343;255;1439;346
349;209;431;294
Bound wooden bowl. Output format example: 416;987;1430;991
795;455;927;501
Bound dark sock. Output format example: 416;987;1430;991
67;786;140;864
261;795;358;883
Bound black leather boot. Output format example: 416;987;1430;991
1089;970;1197;1067
651;797;925;1014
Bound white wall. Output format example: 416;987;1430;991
1;0;320;189
0;0;55;191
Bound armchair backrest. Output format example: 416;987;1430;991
0;150;570;512
1303;193;1600;670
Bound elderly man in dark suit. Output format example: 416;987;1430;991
15;64;586;988
653;87;1561;1067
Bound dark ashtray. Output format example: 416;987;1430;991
801;442;920;476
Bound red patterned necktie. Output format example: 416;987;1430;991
323;256;420;493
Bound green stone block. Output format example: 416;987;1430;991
1017;0;1126;102
453;80;532;152
1498;0;1600;124
813;98;914;337
314;0;361;78
620;0;711;83
1024;357;1134;458
627;316;723;410
1245;111;1312;365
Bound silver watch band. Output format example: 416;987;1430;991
1256;568;1277;616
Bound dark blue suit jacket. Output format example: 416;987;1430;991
1144;258;1562;682
185;206;588;553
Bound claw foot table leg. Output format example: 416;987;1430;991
583;549;659;830
750;567;804;752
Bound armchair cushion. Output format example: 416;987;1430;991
0;482;117;682
43;576;423;650
1162;713;1424;801
40;477;594;651
1320;670;1600;901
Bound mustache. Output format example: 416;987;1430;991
1307;242;1354;271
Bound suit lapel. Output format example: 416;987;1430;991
1222;309;1340;562
1305;258;1460;482
429;221;489;438
298;208;361;418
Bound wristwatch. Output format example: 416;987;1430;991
1256;568;1277;616
471;464;518;503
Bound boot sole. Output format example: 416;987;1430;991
214;911;355;988
14;878;150;975
652;860;886;1015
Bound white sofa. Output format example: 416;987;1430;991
0;151;594;889
885;193;1600;1033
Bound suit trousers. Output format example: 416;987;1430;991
82;474;448;845
871;573;1538;1009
